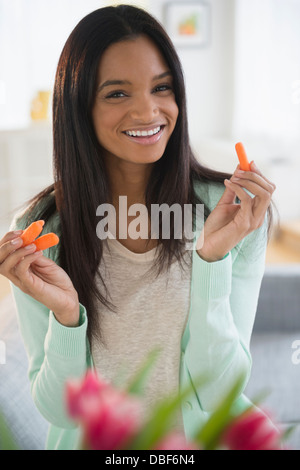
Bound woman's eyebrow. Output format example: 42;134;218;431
153;71;173;81
97;71;172;92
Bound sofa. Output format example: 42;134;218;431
0;263;300;450
245;264;300;450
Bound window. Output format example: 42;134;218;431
232;0;300;143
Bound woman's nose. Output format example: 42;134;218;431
129;94;159;122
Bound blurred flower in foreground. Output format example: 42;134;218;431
221;407;283;450
66;370;142;450
154;432;199;450
65;367;287;451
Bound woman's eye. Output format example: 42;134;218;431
154;84;173;93
106;91;127;99
104;85;173;99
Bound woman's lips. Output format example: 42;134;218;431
122;125;165;145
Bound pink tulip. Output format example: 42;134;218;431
155;432;199;450
221;407;282;450
65;370;142;450
84;388;142;450
66;369;109;420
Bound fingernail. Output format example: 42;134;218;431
13;230;23;235
11;237;22;246
24;243;36;250
251;160;257;169
34;250;42;256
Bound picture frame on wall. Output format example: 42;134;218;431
163;1;210;48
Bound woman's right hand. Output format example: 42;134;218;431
0;230;80;327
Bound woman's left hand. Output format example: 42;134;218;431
197;161;276;262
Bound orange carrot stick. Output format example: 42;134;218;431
34;233;59;251
21;220;45;246
235;142;251;171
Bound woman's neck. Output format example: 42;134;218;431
104;155;153;206
103;155;157;253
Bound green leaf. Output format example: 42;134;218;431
281;424;296;443
0;412;18;451
126;348;161;396
128;375;205;450
194;374;248;450
127;396;182;450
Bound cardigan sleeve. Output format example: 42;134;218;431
11;286;89;428
183;198;268;412
9;206;90;429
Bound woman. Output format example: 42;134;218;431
0;5;275;450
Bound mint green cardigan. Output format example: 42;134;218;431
10;181;267;450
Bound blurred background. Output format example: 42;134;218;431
1;0;300;450
1;0;300;266
0;0;300;249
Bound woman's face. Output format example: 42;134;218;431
92;35;179;167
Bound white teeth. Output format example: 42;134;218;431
125;126;162;137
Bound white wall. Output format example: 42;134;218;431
149;0;241;175
150;0;236;140
0;0;235;139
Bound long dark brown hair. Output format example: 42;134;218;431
23;5;272;344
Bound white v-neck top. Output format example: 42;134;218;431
92;238;192;430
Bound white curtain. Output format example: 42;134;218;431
232;0;300;145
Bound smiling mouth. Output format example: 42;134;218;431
122;125;166;145
124;125;164;137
